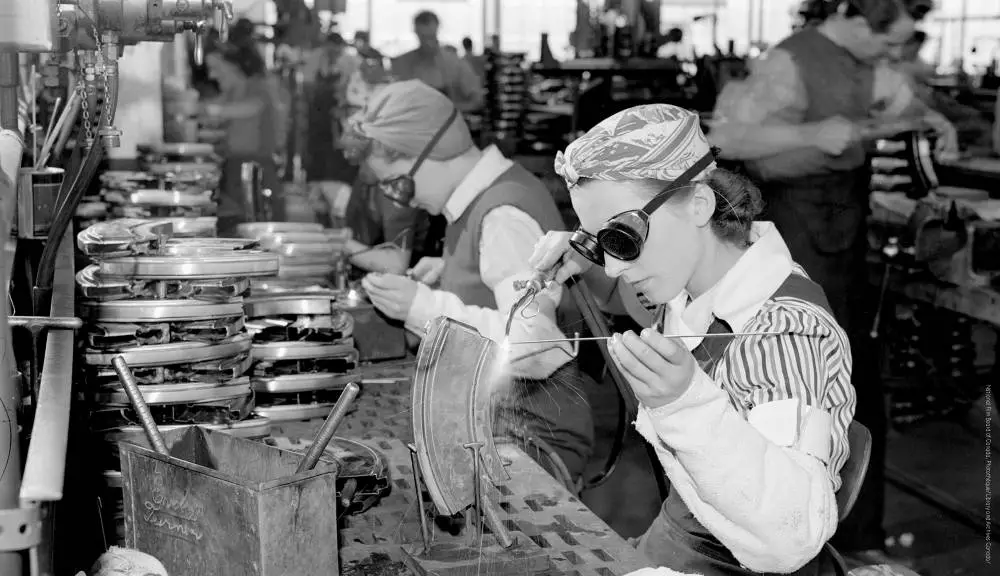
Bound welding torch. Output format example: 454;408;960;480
505;261;562;335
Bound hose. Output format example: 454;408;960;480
565;277;670;500
32;66;119;315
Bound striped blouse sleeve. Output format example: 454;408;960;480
722;298;856;489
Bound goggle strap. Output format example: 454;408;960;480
641;151;716;215
408;108;460;177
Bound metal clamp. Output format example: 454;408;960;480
0;507;43;552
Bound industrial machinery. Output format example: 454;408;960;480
1;2;234;574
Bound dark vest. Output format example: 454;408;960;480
640;273;833;576
755;28;875;258
748;28;874;185
440;162;566;308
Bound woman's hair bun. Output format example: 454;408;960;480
704;167;764;245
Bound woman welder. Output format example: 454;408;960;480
530;104;857;575
345;80;595;484
202;42;287;236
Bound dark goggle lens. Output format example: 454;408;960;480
377;176;415;205
596;226;643;262
569;229;604;266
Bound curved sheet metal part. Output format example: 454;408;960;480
97;251;279;279
142;142;216;157
159;237;260;255
272;242;340;258
236;221;324;238
94;377;252;406
254;402;337;422
123;189;214;208
153;217;217;238
249;278;330;293
252;371;360;394
76;265;131;299
251;341;358;362
84;333;252;367
98;416;272;444
412;316;508;517
255;230;345;248
81;298;245;322
243;291;338;317
77;219;173;257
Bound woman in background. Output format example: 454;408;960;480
203;42;288;235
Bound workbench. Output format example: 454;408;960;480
868;259;1000;327
271;360;650;576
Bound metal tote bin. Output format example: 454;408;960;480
118;426;339;576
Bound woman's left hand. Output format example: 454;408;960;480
608;328;697;410
361;273;419;321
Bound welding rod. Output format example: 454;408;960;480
111;356;169;456
296;381;361;473
508;331;784;345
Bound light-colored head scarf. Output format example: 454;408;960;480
345;80;474;161
554;104;714;188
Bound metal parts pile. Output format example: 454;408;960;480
75;218;278;542
244;288;362;423
77;143;222;235
236;221;352;288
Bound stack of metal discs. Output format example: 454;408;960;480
483;52;528;150
75;218;279;543
244;289;362;423
235;222;352;288
98;170;218;238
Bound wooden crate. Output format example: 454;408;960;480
118;427;339;576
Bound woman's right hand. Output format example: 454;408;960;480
528;231;593;285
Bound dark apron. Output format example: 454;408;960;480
217;154;285;237
491;361;595;483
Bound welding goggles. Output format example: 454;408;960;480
569;152;715;266
375;109;459;207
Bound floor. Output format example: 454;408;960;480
579;370;996;576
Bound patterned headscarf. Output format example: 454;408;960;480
554;104;714;188
344;80;474;161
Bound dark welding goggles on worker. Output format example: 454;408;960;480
569;152;716;266
375;109;459;207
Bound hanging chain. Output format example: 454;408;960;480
75;49;93;148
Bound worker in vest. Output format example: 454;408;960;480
708;0;957;565
391;11;484;113
530;104;856;574
347;81;594;484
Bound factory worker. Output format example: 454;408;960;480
202;41;287;235
348;80;594;483
530;104;857;575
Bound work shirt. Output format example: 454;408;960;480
628;223;856;574
403;145;573;379
391;48;484;111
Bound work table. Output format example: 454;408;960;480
272;360;649;576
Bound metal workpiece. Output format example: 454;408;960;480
94;378;252;407
254;229;351;250
411;317;510;518
243;291;342;317
76;265;252;301
158;237;260;256
84;333;252;367
276;262;336;279
253;402;343;423
76;218;172;257
236;221;325;237
106;188;214;209
99;416;273;446
95;250;278;279
252;372;361;395
81;298;245;322
251;340;358;363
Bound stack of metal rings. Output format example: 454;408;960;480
235;222;352;289
75;218;279;543
244;289;362;423
97;169;218;238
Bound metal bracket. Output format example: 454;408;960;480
0;507;43;552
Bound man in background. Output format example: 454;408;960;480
462;37;486;78
709;0;957;567
392;11;484;112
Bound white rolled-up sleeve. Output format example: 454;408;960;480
404;206;573;379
